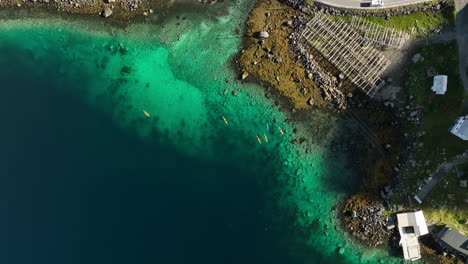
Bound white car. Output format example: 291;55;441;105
370;0;384;6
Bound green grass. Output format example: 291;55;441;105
402;42;468;232
425;170;467;207
367;9;453;35
423;169;468;234
404;42;467;172
402;42;467;190
332;4;455;37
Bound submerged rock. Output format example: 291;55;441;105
338;247;345;254
120;65;132;74
241;71;249;80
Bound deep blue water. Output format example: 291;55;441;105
0;2;400;261
0;69;280;264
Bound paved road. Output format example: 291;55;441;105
415;155;468;202
455;0;468;113
313;0;433;10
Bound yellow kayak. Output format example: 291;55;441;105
142;110;150;117
222;116;228;125
278;126;284;135
256;135;262;144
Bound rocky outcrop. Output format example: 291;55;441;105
342;193;393;245
0;0;153;20
238;0;330;110
255;31;270;39
102;7;113;18
290;25;348;110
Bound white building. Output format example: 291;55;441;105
450;116;468;140
431;75;447;95
397;211;429;261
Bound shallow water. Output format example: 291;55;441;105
0;2;401;263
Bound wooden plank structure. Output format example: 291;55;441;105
301;13;390;96
350;16;410;49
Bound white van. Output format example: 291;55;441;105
370;0;384;6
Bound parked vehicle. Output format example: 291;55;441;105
370;0;384;6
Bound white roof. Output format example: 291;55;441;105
397;211;428;261
431;75;447;95
400;234;421;261
397;211;429;236
451;116;468;140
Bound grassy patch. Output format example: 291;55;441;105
368;9;452;36
402;42;468;231
404;42;467;174
406;43;461;104
423;168;468;234
332;5;455;37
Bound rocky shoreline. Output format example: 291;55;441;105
238;0;454;112
0;0;223;19
237;0;332;110
237;0;467;263
237;0;405;242
0;0;151;19
342;193;393;246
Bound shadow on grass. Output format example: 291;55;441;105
455;2;468;114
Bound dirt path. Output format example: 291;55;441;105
455;0;468;113
415;154;468;201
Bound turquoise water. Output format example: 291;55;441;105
0;2;401;263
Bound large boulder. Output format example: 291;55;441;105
411;53;423;63
241;71;249;80
254;31;269;39
102;7;113;18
